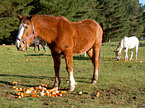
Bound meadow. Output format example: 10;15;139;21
0;45;145;108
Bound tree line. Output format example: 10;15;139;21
0;0;145;44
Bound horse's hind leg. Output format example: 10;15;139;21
136;45;138;60
87;47;100;84
51;53;61;90
37;45;40;52
129;49;133;60
87;48;93;62
84;52;86;57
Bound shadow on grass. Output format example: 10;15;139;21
0;73;51;79
25;53;51;57
0;74;92;86
0;80;54;89
0;74;54;88
102;57;116;61
0;80;12;85
25;53;90;61
73;56;90;60
75;77;91;84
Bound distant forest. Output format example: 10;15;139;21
0;0;145;44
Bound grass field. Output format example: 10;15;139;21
0;45;145;108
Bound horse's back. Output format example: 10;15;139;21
71;19;102;53
33;15;103;54
124;36;139;49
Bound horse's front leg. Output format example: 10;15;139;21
125;48;128;61
26;43;28;52
33;44;36;52
52;53;61;90
42;44;47;51
64;53;76;91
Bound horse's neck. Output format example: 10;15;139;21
118;47;123;53
118;40;124;52
33;16;59;43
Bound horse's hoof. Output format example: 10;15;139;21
69;87;75;92
53;85;59;90
92;80;97;84
53;86;58;91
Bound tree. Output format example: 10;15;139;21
140;4;145;38
98;0;131;42
0;0;144;44
0;0;33;44
125;0;144;37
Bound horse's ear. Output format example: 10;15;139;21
114;50;118;52
17;14;23;21
27;14;35;21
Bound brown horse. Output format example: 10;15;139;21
15;15;103;91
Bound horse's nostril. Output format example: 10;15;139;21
17;47;20;50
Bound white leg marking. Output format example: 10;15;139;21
69;71;76;91
92;69;98;84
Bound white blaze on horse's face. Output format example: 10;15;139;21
15;23;28;50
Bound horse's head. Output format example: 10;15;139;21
15;14;35;51
114;48;121;61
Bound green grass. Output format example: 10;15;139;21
0;45;145;108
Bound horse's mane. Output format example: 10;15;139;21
118;41;121;48
118;37;126;49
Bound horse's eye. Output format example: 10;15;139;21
24;26;28;29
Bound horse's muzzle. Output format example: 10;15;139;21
117;56;121;61
16;45;21;51
15;40;22;51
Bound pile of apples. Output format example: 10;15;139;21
12;82;66;98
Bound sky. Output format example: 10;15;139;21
139;0;145;5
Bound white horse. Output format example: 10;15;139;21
115;36;139;61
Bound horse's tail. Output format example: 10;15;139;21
98;47;101;71
95;22;102;72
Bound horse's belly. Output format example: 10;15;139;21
125;43;137;49
73;40;94;54
72;23;97;54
